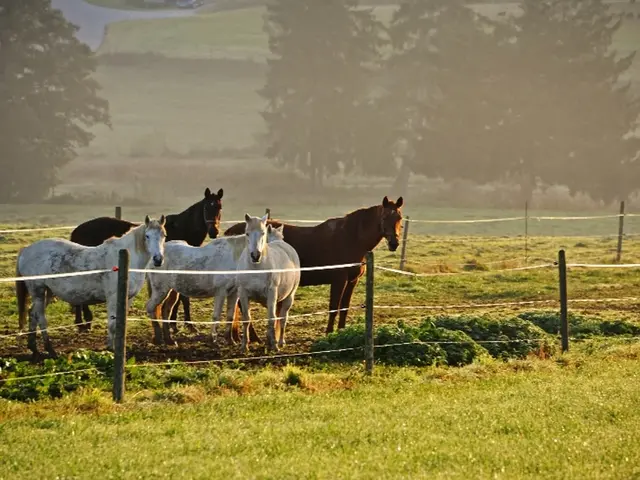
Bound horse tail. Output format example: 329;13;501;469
146;276;152;298
15;252;28;331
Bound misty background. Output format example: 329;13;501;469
1;0;640;221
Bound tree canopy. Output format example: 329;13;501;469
259;0;384;187
0;0;110;202
261;0;640;203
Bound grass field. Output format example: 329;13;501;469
3;210;640;476
1;347;640;479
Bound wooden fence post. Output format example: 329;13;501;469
113;248;129;403
524;201;529;265
265;208;271;220
115;206;122;220
398;216;410;271
616;200;625;263
364;251;375;375
558;249;569;353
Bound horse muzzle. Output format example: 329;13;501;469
250;251;262;263
153;255;164;267
387;239;399;252
208;225;219;239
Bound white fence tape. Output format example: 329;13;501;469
0;269;113;284
567;263;640;269
375;263;555;277
2;211;639;235
131;262;363;276
0;226;76;234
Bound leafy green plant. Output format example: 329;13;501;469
431;315;556;359
311;322;487;367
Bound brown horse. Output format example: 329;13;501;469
224;196;404;340
69;187;224;332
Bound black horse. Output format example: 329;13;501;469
69;187;224;332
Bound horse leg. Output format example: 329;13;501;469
274;302;282;345
168;290;180;334
224;292;238;345
106;295;118;351
74;304;84;333
147;289;171;345
326;278;348;334
27;297;42;359
266;288;278;352
38;299;57;359
278;295;295;350
180;295;198;334
83;304;94;331
337;278;359;330
210;292;225;345
238;290;252;353
160;290;179;346
232;301;261;344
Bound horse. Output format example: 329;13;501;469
145;220;285;347
236;214;300;352
69;187;223;333
224;196;404;339
16;216;167;358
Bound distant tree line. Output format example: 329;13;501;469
0;0;110;203
260;0;640;204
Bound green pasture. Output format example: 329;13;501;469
1;346;640;479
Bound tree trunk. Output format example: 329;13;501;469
392;160;411;199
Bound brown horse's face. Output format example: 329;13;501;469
203;187;224;239
381;196;404;252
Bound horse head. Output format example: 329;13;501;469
203;187;224;239
244;213;269;264
380;196;404;252
144;215;167;267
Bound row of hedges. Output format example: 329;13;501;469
311;312;640;367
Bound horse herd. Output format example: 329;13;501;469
14;188;405;359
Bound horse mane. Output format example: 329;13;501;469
103;223;147;254
343;204;381;238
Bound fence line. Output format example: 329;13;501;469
2;210;640;235
1;260;636;286
0;269;113;284
130;262;363;276
0;367;102;384
375;263;556;277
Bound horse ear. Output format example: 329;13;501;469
204;187;211;198
160;214;166;226
396;197;404;208
261;213;269;223
244;213;251;223
145;215;150;226
217;188;223;199
267;224;273;233
382;196;390;208
276;225;284;233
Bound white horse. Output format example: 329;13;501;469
145;223;285;346
237;213;301;352
16;216;166;357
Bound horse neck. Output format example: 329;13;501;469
116;224;152;268
347;205;383;255
168;201;207;244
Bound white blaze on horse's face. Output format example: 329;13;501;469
244;213;269;264
144;215;167;267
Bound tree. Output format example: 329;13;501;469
0;0;110;202
382;0;640;204
260;0;384;187
503;0;640;203
380;0;515;195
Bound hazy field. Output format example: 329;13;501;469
57;4;640;213
2;4;640;477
